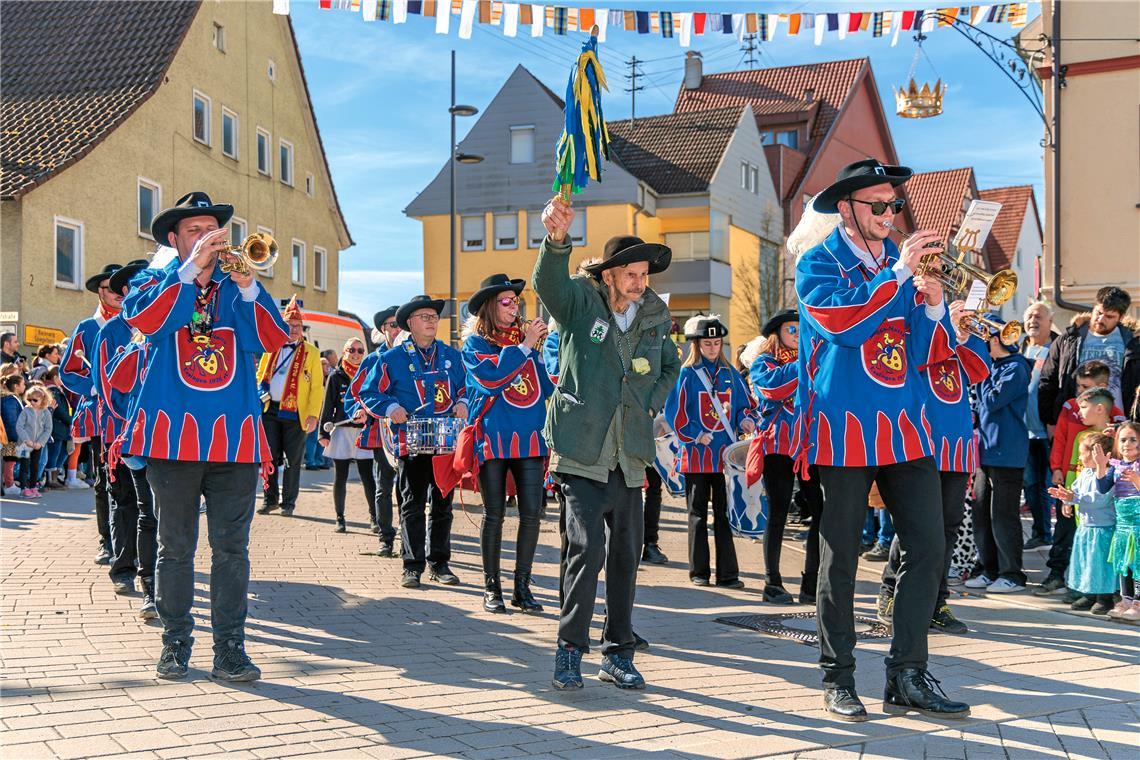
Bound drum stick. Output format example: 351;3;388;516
322;419;357;433
71;349;92;369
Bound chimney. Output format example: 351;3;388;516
683;51;703;90
803;87;815;104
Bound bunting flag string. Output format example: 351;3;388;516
289;2;1033;47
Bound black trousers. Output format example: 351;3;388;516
973;465;1027;585
1046;506;1077;577
478;457;544;577
643;466;662;545
333;458;377;521
882;470;969;608
817;457;943;688
686;472;739;583
130;465;158;586
262;409;306;510
762;454;797;588
799;465;824;590
109;462;140;582
557;468;642;656
397;454;454;572
372;449;397;541
91;438;111;550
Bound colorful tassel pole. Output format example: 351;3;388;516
552;27;610;204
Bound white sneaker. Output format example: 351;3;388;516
986;578;1026;594
964;574;994;589
65;478;90;489
3;485;21;497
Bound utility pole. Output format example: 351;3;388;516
741;33;759;69
624;56;645;126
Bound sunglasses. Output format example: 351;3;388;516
382;321;397;329
346;347;365;354
848;198;906;216
783;324;798;335
498;296;521;307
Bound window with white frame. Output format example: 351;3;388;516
291;240;305;285
494;213;518;249
212;22;226;53
510;125;535;164
313;246;327;291
54;217;83;289
461;215;485;251
257;225;274;277
192;90;211;145
279;139;294;186
568;212;586;246
750;165;759;195
305;173;314;197
221;107;238;159
230;216;247;247
741;161;749;189
527;210;545;248
137;178;160;239
256;128;271;175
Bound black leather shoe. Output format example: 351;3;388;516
257;503;279;515
483;575;506;613
599;654;645;689
429;564;460;585
511;572;543;613
280;507;294;517
823;686;867;722
641;543;668;565
716;578;745;589
552;646;583;689
884;668;970;719
763;584;794;604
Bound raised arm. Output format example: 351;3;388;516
462;336;530;397
750;352;798;402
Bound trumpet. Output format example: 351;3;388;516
958;312;1023;343
219;232;278;275
883;222;1018;306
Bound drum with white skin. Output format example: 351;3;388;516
723;440;768;538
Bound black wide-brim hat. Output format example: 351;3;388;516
396;295;446;331
467;273;526;316
582;235;671;277
762;309;800;338
108;259;151;294
150;191;234;245
684;316;729;340
813;158;913;214
85;263;123;294
373;305;400;331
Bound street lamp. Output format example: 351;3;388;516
448;50;483;346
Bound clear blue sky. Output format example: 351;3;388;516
288;1;1045;319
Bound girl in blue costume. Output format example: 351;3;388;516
461;274;554;614
665;316;756;589
1104;422;1140;623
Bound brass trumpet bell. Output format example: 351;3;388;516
219;232;278;275
959;313;1023;343
916;250;1018;306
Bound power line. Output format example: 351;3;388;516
740;33;759;70
624;55;646;125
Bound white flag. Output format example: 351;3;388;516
678;12;692;47
531;4;544;37
891;13;902;46
732;14;745;44
435;1;451;33
393;0;408;24
814;14;825;45
272;0;289;15
768;14;781;40
838;13;848;40
459;0;476;38
921;14;936;33
973;5;991;24
362;0;377;22
596;7;608;42
503;3;519;37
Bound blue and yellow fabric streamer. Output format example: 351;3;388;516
552;34;610;202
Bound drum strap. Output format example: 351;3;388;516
696;368;736;444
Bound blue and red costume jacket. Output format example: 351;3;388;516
920;331;991;473
749;346;802;459
357;339;467;458
121;258;290;462
60;308;116;440
91;314;137;444
462;334;554;464
795;228;956;469
100;339;148;475
664;359;757;473
346;346;386;450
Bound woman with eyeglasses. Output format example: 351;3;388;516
461;274;554;614
318;337;377;533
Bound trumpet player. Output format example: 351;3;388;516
255;296;324;518
796;159;970;721
122;191;291;680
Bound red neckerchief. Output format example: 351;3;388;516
775;344;798;366
340;357;360;379
488;324;524;348
97;301;121;322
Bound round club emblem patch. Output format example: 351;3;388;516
928;359;963;404
861;318;907;388
176;326;236;391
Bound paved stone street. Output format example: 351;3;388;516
3;469;1138;759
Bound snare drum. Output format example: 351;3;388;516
652;415;685;497
724;440;768;538
405;416;465;455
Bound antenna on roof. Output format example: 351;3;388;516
624;56;645;128
741;34;759;70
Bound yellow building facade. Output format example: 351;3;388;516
0;1;351;348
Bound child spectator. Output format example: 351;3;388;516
2;374;26;495
968;325;1031;593
1048;433;1117;614
1050;361;1125;488
1105;422;1140;623
41;367;72;489
15;384;53;497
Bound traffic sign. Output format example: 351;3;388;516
24;325;67;346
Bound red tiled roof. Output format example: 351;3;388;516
902;168;976;242
607;107;744;195
0;1;200;199
980;185;1036;271
674;58;867;162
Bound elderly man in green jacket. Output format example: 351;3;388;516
536;198;681;691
